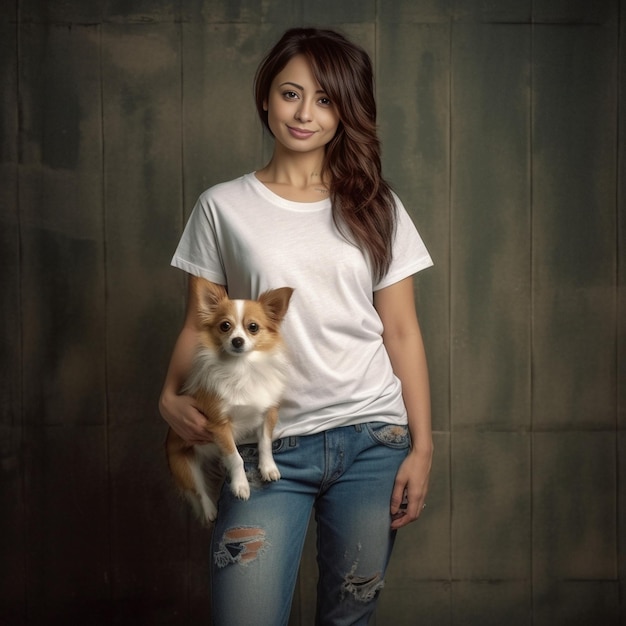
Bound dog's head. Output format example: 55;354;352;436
194;278;293;357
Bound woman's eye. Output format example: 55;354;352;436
283;91;298;100
219;321;231;332
319;97;332;106
248;322;259;333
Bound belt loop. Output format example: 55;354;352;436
289;436;297;447
354;424;363;433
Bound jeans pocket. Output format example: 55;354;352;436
364;422;410;449
236;445;257;471
238;438;287;467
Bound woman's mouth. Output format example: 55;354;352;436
287;126;316;139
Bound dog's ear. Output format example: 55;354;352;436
194;277;228;314
258;287;294;324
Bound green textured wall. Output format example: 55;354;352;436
0;1;623;624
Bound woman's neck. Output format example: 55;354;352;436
257;148;328;189
255;152;330;202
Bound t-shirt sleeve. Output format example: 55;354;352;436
373;194;434;291
170;193;227;285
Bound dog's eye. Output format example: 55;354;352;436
248;322;259;334
219;321;231;332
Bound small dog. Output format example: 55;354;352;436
166;278;293;524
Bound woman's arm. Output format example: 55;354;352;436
374;276;433;529
158;275;214;444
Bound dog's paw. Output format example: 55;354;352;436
200;496;218;524
230;477;251;501
205;506;218;524
259;462;281;482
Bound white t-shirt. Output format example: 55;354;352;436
172;172;433;439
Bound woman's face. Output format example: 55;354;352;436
264;54;340;156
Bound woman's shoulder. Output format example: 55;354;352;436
197;173;254;204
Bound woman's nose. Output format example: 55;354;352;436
295;101;312;122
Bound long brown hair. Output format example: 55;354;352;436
254;28;396;282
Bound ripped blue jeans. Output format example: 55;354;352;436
209;422;411;626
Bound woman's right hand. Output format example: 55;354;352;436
159;389;214;445
160;276;220;446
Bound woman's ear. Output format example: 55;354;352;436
263;99;268;111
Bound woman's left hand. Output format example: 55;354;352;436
389;446;433;530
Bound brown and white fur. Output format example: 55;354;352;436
166;279;293;524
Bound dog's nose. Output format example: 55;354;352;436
231;337;244;350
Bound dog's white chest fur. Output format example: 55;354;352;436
185;346;288;436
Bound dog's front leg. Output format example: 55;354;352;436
257;406;280;482
212;421;250;500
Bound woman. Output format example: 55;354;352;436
159;27;434;625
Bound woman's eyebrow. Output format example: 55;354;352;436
280;81;304;90
279;81;326;94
